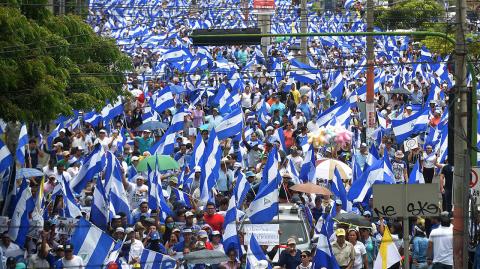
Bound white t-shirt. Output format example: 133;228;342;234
127;182;148;209
59;255;84;269
429;225;453;265
352;241;367;269
422;152;437;169
241;92;252;109
94;137;111;151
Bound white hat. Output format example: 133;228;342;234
115;227;125;233
54;142;63;148
274;121;280;125
143;129;151;133
59;129;66;133
125;227;135;234
296;109;302;113
99;129;107;134
212;231;221;236
266;126;274;131
131;156;140;161
194;166;202;172
406;105;412;110
185;211;194;217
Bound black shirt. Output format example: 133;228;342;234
441;164;453;191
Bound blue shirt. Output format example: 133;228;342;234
412;236;428;262
298;103;312;121
279;249;301;269
270;102;286;117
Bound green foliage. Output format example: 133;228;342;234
0;6;132;122
374;0;445;30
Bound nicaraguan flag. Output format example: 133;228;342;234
8;177;35;247
392;107;429;143
258;147;281;190
173;188;192;208
200;129;221;203
246;234;272;269
101;97;123;124
248;177;279;224
104;152;131;222
139;248;176;269
149;88;175;115
312;216;340;269
0;139;13;173
71;218;116;268
149;107;185;155
215;108;243;140
223;197;242;256
299;144;316;183
188;131;205;170
408;159;425;184
348;154;395;202
90;173;109;230
70;144;106;194
289;59;319;84
16;124;28;166
331;167;348;210
50;176;82;218
233;170;250;207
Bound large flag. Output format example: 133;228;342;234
71;218;116;269
246;235;272;269
258;146;281;190
8;177;35;247
247;178;278;224
90;174;109;230
215;108;243;140
199;129;221;203
149;88;175;116
233;170;250;207
312;216;340;269
373;226;401;269
70;144;106;193
15;124;28;166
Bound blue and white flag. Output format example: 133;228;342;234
83;111;102;127
200;129;221;203
259;147;281;190
71;218;116;269
150;88;175;115
289;59;319;84
90;174;109;230
149;107;185;155
392;107;429;143
223;197;242;255
257;100;271;128
139;248;176;269
104;152;130;221
287;158;301;184
299;144;316;182
215;108;243;140
70;144;106;194
328;71;345;100
0;139;13;173
50;176;82;218
233;170;250;207
331;167;348;210
8;177;35;247
189;131;205;170
15;124;28;166
248;177;278;224
408;159;425;184
101;97;124;124
173;188;192;209
316;99;349;127
246;234;272;269
271;127;287;152
312;216;340;269
348;155;395;202
47;123;63;149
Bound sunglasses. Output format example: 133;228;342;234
301;255;308;258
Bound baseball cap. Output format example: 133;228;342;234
194;166;202;172
183;228;193;233
64;244;74;251
266;126;274;131
212;231;221;236
185;211;194;217
143;130;151;133
59;129;66;133
336;228;346;236
246;171;255;178
131;156;140;161
363;211;372;217
99;129;107;134
115;227;125;233
198;230;208;238
125;227;135;234
287;237;296;245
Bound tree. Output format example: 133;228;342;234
0;5;131;123
374;0;445;30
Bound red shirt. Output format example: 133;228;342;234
204;213;224;232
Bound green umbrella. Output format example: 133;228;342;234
136;155;179;172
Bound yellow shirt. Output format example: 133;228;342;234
291;89;301;105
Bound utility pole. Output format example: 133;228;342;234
299;0;308;63
58;0;65;15
259;13;271;59
453;0;469;266
365;0;375;141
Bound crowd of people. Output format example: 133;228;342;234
1;0;478;268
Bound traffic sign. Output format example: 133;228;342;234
471;167;480;204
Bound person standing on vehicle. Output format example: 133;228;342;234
278;238;301;269
296;250;312;269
